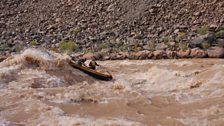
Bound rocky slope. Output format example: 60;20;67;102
0;0;224;54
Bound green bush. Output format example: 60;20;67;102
148;41;156;51
179;42;189;51
175;32;186;42
163;36;174;43
197;25;209;35
59;40;77;53
30;40;38;46
71;28;81;35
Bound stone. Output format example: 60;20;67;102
177;49;191;58
193;12;201;16
0;55;7;62
207;47;224;58
133;50;150;60
93;52;103;60
148;51;153;59
190;48;207;58
109;53;118;60
127;53;136;60
109;53;126;60
153;50;165;59
174;29;179;34
103;55;110;60
82;53;95;60
217;39;224;47
155;42;168;50
166;50;177;59
209;24;218;31
118;52;129;59
216;30;224;39
190;32;216;48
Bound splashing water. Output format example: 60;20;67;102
1;49;224;125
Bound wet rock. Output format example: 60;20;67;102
109;53;126;60
128;52;138;60
109;53;118;60
148;51;153;59
207;47;224;58
118;52;129;59
0;55;7;62
166;50;177;59
177;49;191;58
190;48;207;58
153;50;166;59
70;52;83;60
82;53;95;60
132;50;150;60
102;55;110;60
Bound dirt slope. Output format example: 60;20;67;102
0;0;224;52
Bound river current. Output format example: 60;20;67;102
0;49;224;126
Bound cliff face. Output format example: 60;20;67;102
0;0;224;53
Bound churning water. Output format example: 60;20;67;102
1;49;224;126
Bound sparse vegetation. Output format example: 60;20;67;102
59;40;78;53
201;41;211;49
30;40;38;46
132;43;142;52
118;44;128;51
179;42;189;51
163;36;174;43
71;28;81;35
15;44;24;52
148;41;156;51
175;32;186;42
197;25;209;35
98;43;109;50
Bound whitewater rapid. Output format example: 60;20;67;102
0;49;224;126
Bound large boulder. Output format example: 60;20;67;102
177;49;191;58
207;47;224;58
82;53;95;60
109;52;128;60
166;50;177;59
128;51;150;60
0;55;7;62
217;39;224;47
82;52;102;60
216;30;224;39
153;50;166;59
148;51;154;59
118;52;129;59
190;32;216;48
190;48;207;58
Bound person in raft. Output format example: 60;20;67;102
77;58;87;66
89;60;99;70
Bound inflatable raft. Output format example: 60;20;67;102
69;60;113;81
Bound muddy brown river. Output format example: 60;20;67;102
0;49;224;126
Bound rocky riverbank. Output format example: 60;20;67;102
70;46;224;61
1;0;224;55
